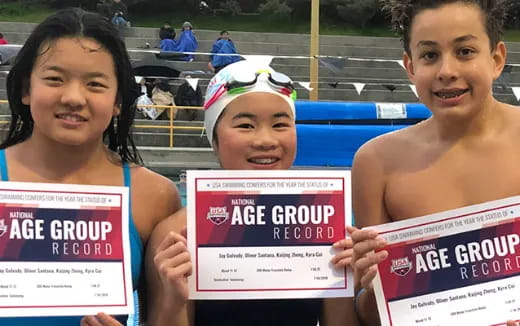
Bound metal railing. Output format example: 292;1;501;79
0;100;204;147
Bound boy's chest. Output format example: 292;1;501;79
384;144;520;221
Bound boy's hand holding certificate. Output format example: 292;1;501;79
369;196;520;326
187;170;354;300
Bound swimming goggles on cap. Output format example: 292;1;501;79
204;69;297;110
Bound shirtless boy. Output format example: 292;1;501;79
349;1;519;325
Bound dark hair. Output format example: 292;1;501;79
0;33;3;39
3;8;142;164
382;0;507;54
159;24;175;40
220;30;228;35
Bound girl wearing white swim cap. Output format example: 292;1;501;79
203;60;297;169
195;61;357;325
151;60;356;326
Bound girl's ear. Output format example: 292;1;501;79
21;80;31;105
112;103;121;117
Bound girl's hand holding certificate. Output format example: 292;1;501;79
81;313;123;326
153;228;192;302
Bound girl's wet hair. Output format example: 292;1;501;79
382;0;507;54
3;7;142;164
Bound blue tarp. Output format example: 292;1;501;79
293;101;431;167
295;101;431;121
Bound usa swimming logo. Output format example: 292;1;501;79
207;207;229;226
391;257;412;276
0;219;7;237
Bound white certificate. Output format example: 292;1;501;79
369;196;520;326
0;181;133;317
187;170;354;300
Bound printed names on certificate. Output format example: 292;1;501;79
197;246;340;290
0;262;124;306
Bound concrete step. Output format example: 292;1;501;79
1;32;29;45
0;88;515;107
0;73;518;105
128;54;520;82
132;69;412;86
138;146;218;176
123;36;405;58
275;64;408;79
0;22;401;47
1;19;519;104
140;76;412;89
127;39;520;63
0;22;35;34
1;60;518;93
306;88;518;103
273;57;402;68
12;26;520;64
3;20;520;53
134;131;208;147
0;81;518;106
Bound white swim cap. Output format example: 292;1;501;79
203;60;296;145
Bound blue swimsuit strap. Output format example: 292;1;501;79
123;162;144;288
0;149;8;181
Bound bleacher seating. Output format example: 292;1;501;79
0;22;519;174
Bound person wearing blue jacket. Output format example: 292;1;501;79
175;21;198;61
208;31;241;73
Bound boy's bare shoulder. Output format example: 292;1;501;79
496;102;520;136
354;121;429;166
503;103;520;119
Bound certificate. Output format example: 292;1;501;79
369;196;520;326
0;181;133;317
187;170;354;300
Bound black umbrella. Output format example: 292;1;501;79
131;52;183;78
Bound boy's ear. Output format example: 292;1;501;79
403;51;416;83
492;41;507;80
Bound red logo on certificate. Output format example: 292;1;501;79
390;257;412;277
207;206;229;225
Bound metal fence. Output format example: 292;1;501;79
0;100;203;147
